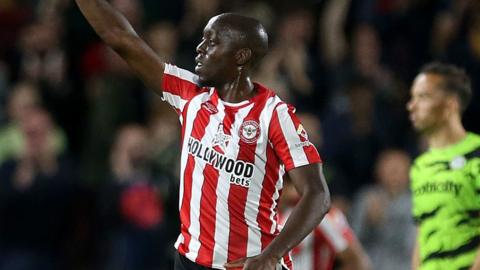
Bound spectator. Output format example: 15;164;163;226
296;112;350;213
321;78;387;200
0;107;76;270
1;0;480;268
0;61;9;124
279;177;372;270
80;0;149;183
97;124;171;270
350;149;415;270
0;82;66;166
264;9;320;110
145;21;180;63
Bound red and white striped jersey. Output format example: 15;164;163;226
162;64;322;269
281;207;355;270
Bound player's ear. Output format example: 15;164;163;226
235;48;252;66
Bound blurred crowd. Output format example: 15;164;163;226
0;0;479;269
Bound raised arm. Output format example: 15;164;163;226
75;0;165;94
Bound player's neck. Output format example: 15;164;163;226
427;119;466;149
218;76;255;103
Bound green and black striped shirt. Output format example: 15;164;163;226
411;132;480;270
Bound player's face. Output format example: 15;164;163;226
407;73;450;133
195;18;238;87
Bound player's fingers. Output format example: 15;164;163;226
224;257;247;268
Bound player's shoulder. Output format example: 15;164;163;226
410;149;444;181
164;63;202;86
411;132;480;175
464;132;480;149
251;82;291;119
450;132;480;161
411;150;436;169
463;132;480;161
254;82;282;105
415;133;480;162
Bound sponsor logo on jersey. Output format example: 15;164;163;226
187;137;254;188
294;124;312;148
413;181;463;196
202;101;218;114
239;120;260;144
296;124;308;140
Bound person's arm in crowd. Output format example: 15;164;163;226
412;228;420;270
225;163;330;269
75;0;165;94
336;236;372;270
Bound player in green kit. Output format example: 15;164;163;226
408;62;480;270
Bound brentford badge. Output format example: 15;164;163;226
239;120;260;144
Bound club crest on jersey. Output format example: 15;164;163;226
202;101;218;114
239;120;260;144
450;156;466;169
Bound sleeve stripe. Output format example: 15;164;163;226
164;63;198;84
285;106;322;165
162;91;188;112
162;73;199;99
269;104;295;170
276;104;310;169
161;64;204;116
162;64;202;101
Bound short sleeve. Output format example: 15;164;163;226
268;103;321;171
161;64;206;115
